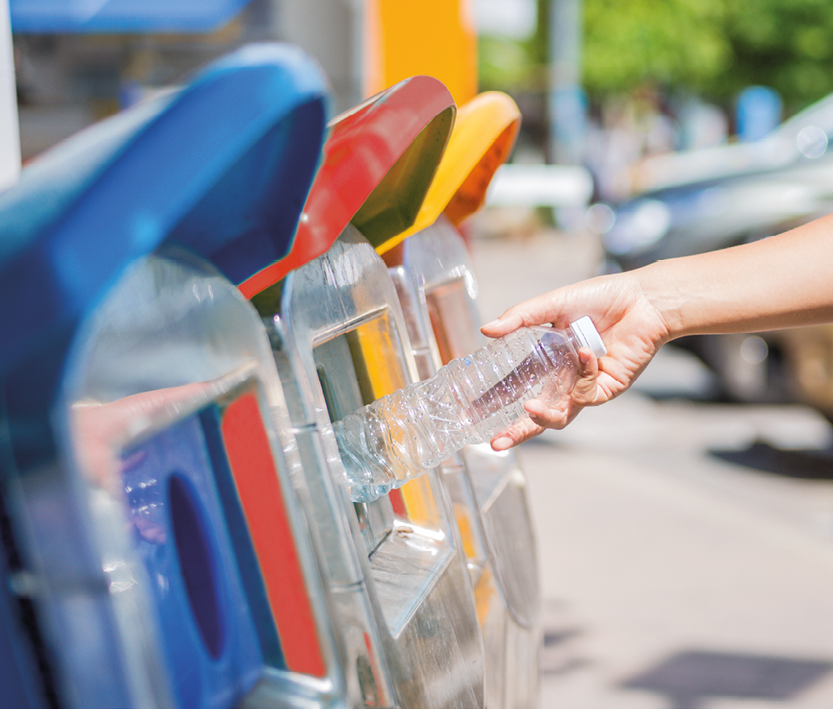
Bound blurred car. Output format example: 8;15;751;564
602;93;833;272
597;92;833;416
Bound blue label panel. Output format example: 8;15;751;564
121;409;275;709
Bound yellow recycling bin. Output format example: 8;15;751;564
381;90;541;709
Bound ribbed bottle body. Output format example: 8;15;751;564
334;326;583;502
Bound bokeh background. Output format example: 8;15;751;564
10;1;833;706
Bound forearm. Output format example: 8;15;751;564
635;212;833;341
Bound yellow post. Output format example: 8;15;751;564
365;0;477;105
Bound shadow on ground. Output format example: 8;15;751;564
619;649;833;709
710;441;833;480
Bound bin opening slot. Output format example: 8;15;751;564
313;331;395;555
425;277;481;365
117;396;266;708
314;315;441;537
167;472;225;660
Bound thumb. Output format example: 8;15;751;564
571;348;599;408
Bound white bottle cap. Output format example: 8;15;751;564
569;316;607;358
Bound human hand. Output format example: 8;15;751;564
481;271;670;449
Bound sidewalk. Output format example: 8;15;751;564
470;226;833;709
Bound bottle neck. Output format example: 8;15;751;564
565;328;582;356
527;325;581;354
566;316;606;358
526;326;580;372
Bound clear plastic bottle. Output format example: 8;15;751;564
333;316;606;501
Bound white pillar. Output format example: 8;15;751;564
0;0;19;190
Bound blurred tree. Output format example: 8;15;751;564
583;0;728;96
723;0;833;110
478;34;541;91
478;0;833;114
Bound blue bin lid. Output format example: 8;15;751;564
10;0;252;32
0;43;329;372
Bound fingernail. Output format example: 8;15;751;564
482;318;501;330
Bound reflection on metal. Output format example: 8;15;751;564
389;216;541;708
256;225;484;707
67;255;349;708
7;252;353;708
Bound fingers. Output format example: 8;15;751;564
481;291;565;338
489;395;574;451
490;416;545;451
488;347;601;451
481;312;524;338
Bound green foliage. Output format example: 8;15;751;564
478;0;833;111
478;35;541;91
583;0;729;95
722;0;833;110
477;0;548;93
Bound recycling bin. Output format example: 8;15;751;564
0;44;361;709
380;91;541;709
244;77;488;708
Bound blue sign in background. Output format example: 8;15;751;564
9;0;252;32
736;85;782;142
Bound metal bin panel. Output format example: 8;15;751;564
392;215;541;709
61;254;348;708
263;226;484;708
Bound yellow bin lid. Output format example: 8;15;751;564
376;90;521;255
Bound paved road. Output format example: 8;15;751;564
469;225;833;709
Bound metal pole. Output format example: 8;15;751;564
0;0;20;190
548;0;584;165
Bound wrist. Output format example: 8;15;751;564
631;261;684;344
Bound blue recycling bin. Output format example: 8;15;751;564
0;43;330;708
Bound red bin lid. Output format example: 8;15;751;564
239;75;455;298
